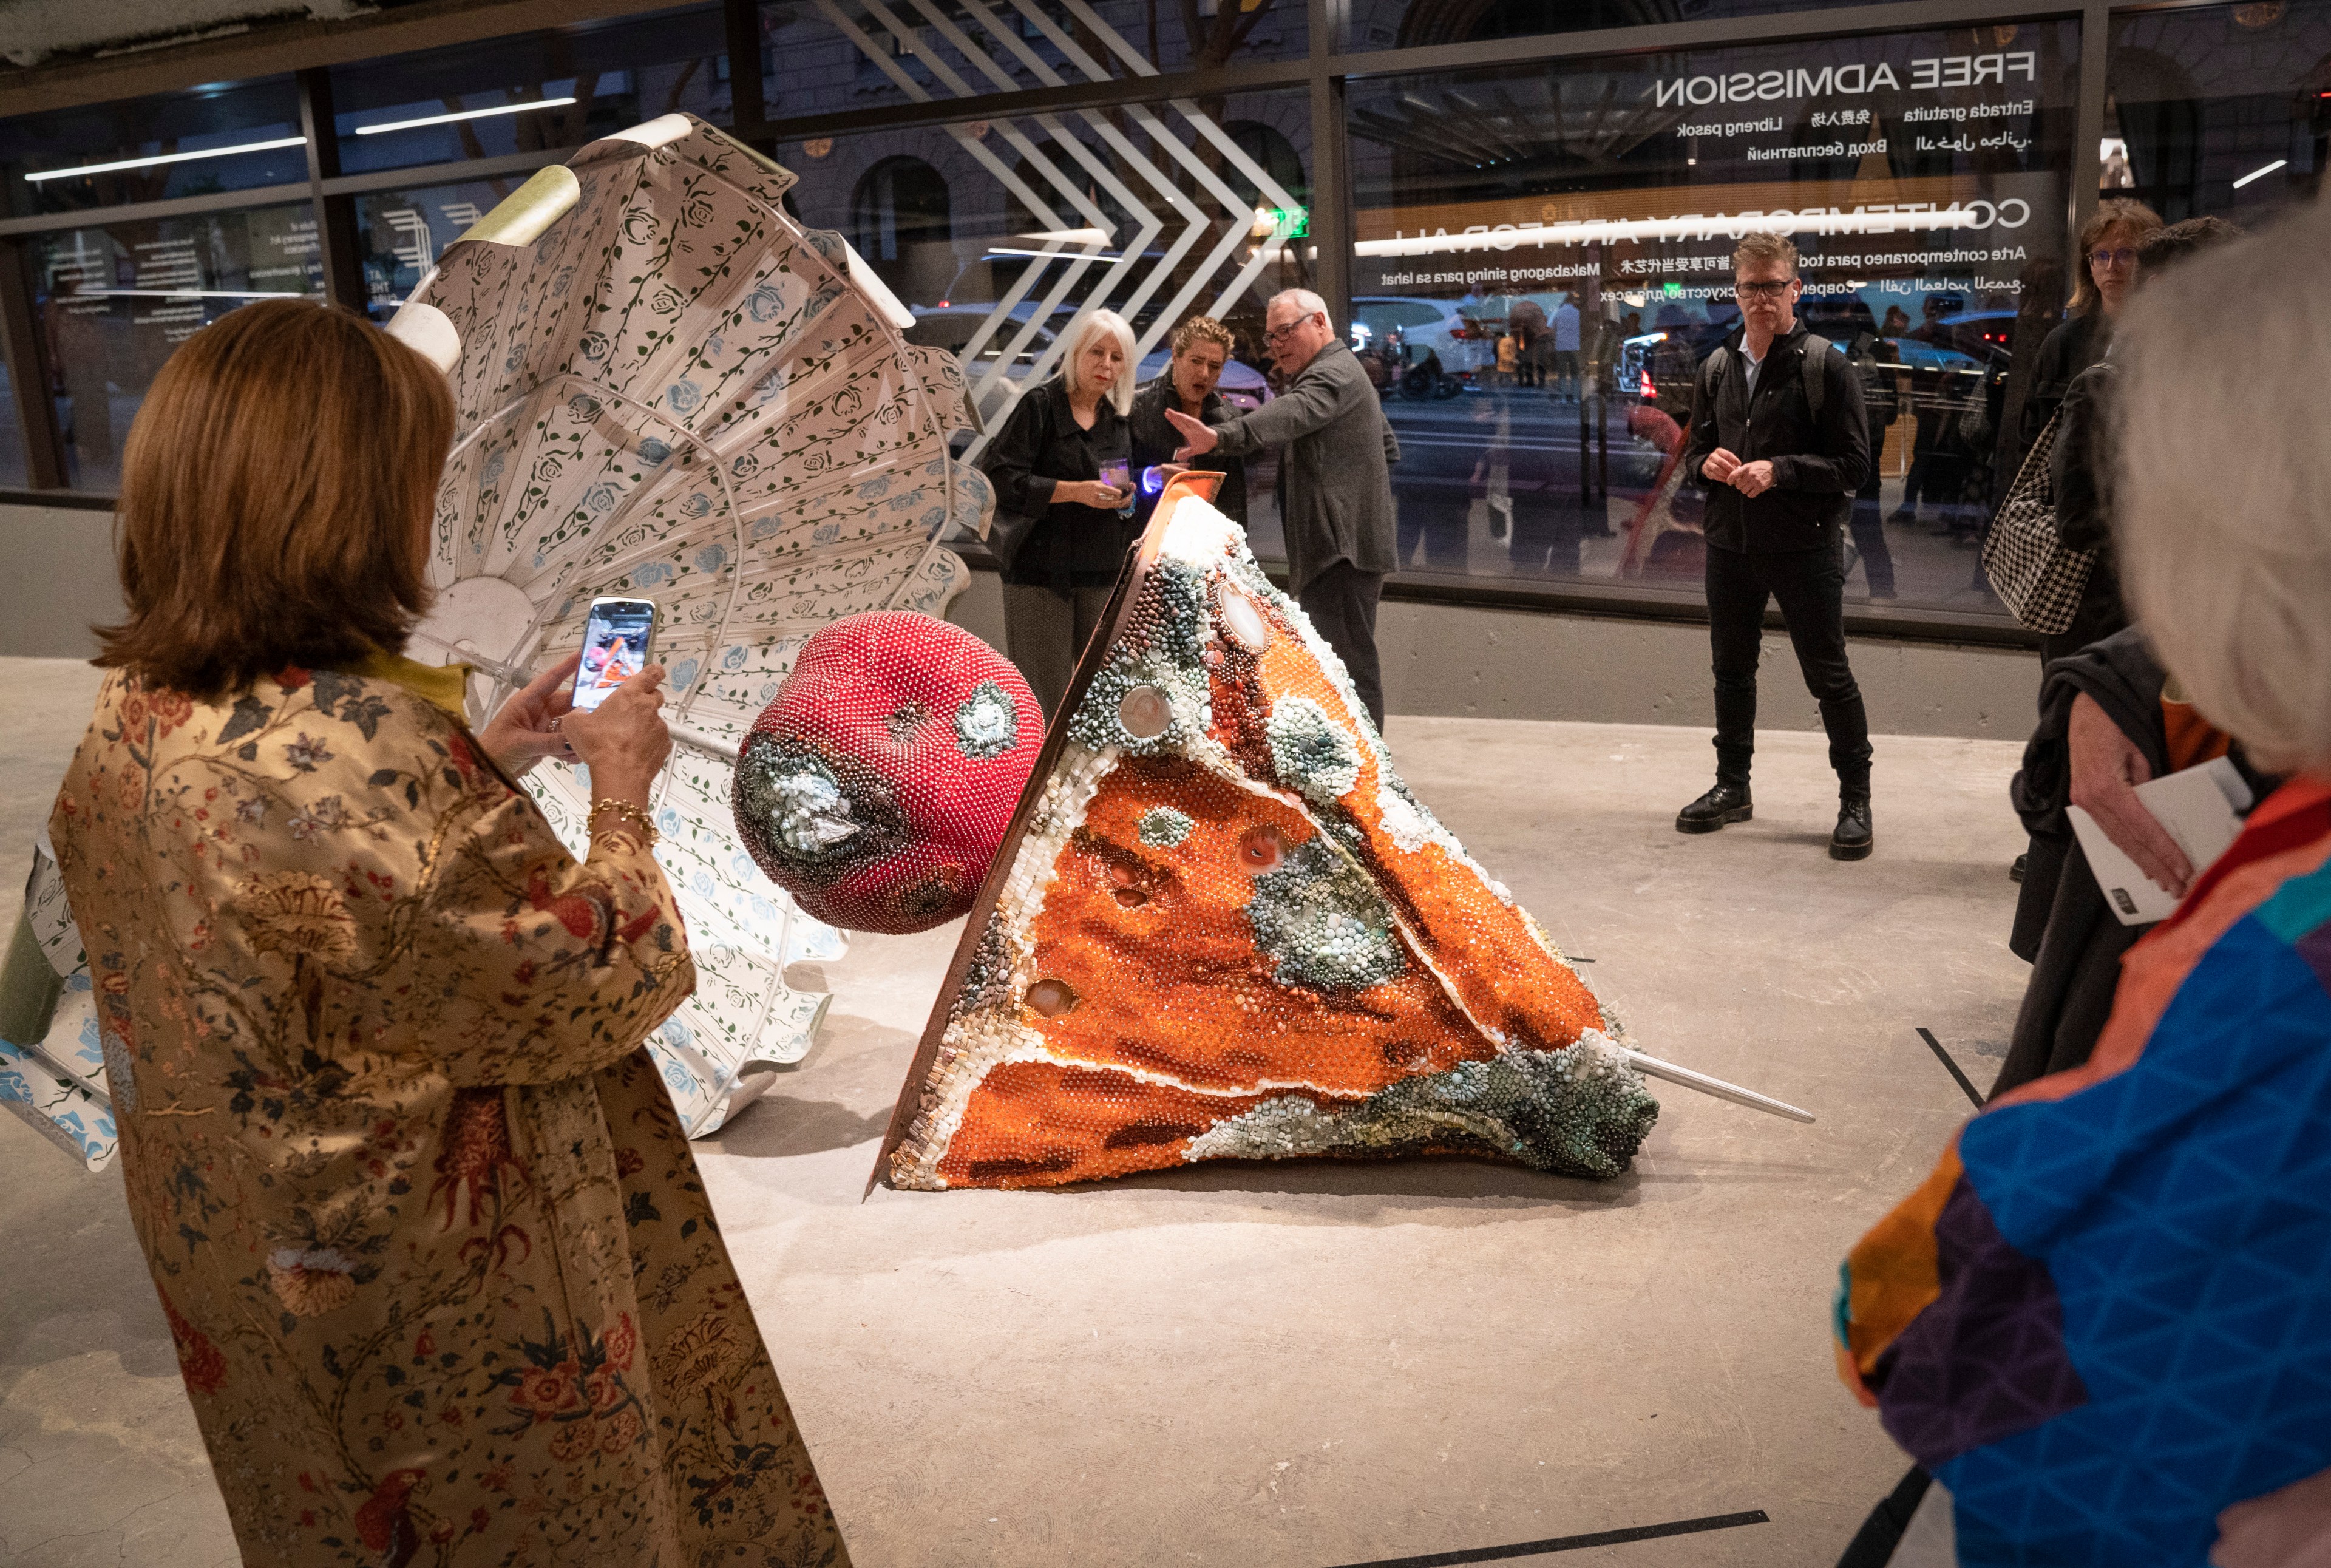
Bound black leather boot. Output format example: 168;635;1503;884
1831;795;1874;860
1676;781;1752;834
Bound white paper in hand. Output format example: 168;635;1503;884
2069;755;2254;926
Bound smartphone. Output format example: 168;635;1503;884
569;596;658;713
1098;458;1133;518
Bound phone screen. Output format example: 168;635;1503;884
569;600;656;713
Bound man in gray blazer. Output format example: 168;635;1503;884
1167;288;1401;730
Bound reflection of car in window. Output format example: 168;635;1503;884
1888;308;2015;420
903;249;1271;419
1613;300;2015;423
904;305;1056;365
1615;318;1734;423
1349;296;1481;373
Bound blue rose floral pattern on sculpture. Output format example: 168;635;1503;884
370;115;987;1141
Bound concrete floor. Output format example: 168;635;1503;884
0;654;2032;1568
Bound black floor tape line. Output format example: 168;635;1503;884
1917;1027;1986;1109
1328;1510;1771;1567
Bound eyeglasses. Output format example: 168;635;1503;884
2089;247;2139;268
1264;313;1321;345
1734;280;1794;300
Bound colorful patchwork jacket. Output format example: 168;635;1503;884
1836;776;2331;1566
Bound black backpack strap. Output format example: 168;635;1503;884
1799;334;1829;424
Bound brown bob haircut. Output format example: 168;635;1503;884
97;297;452;701
2069;197;2163;313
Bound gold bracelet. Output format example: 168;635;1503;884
588;798;659;847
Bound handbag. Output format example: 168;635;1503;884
1980;408;2096;634
979;390;1048;571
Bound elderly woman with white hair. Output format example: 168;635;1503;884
1830;202;2331;1567
979;308;1139;719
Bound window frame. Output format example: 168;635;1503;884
0;0;2254;640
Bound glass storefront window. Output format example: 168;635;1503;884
0;360;27;489
0;77;305;220
1345;0;1878;55
1346;19;2080;616
776;90;1313;557
760;0;1306;120
2106;0;2330;223
352;177;548;319
330;5;732;175
30;203;323;492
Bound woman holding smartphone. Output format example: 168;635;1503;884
979;308;1138;720
49;299;850;1565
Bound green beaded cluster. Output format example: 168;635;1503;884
1065;559;1213;756
1243;837;1406;992
952;680;1019;760
1137;806;1195;848
1266;695;1362;806
1188;1040;1659;1180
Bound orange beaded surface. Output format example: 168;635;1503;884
885;495;1658;1190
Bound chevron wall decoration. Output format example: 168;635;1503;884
787;0;1311;432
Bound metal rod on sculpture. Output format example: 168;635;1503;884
1622;1049;1816;1124
668;721;742;762
409;630;533;689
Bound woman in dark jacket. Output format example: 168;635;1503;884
2017;197;2160;451
2040;216;2242;662
979;308;1138;720
1128;314;1247;527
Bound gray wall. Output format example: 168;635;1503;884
0;503;2040;739
0;506;123;661
944;564;2039;741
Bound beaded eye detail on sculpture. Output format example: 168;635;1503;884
1105;863;1149;908
1218;588;1271;651
1117;685;1172;739
1238;825;1284;872
1023;977;1077;1017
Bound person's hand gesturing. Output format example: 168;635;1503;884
1165;407;1220;463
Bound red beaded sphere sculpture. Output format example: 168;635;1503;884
733;613;1042;934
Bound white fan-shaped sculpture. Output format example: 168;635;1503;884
388;113;992;1136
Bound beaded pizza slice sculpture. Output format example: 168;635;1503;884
877;479;1803;1192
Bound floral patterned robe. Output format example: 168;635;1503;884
49;663;848;1568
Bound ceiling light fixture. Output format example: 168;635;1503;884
2231;158;2287;189
63;288;320;299
355;97;578;137
984;245;1123;261
24;135;307;183
1354;206;1981;259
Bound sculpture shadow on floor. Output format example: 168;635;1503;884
1037;1152;1655;1213
710;1096;892;1160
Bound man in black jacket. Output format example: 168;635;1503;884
1677;233;1875;858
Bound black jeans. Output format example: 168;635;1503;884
1848;498;1896;598
1298;562;1386;732
1851;413;1897;597
1706;540;1873;794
